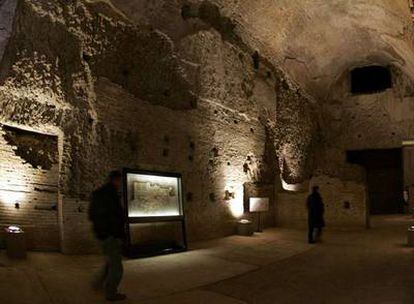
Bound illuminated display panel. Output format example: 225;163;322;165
126;173;182;217
249;197;269;213
123;169;187;257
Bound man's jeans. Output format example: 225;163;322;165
96;237;123;297
308;225;322;243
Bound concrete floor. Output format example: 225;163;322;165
0;215;413;304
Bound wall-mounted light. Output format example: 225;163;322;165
5;225;23;234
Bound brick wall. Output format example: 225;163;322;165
0;124;60;250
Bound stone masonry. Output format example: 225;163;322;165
1;0;414;252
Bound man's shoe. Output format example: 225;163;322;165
308;240;316;244
106;293;127;302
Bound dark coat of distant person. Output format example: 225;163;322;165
89;183;125;241
307;191;325;228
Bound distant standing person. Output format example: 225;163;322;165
403;186;409;214
307;186;325;244
89;171;126;301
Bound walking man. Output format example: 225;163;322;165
307;186;325;244
89;171;126;301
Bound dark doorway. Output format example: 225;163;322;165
347;148;403;215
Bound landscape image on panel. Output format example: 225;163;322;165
126;173;181;217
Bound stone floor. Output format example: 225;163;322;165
0;215;413;304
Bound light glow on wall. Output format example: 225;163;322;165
281;176;306;192
0;189;26;207
0;164;28;213
0;170;30;219
402;140;414;146
0;130;36;212
225;184;244;218
0;123;62;224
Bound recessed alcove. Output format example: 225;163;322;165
347;148;403;215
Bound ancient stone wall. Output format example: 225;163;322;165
58;56;276;252
324;67;414;153
0;0;292;253
276;175;367;230
276;65;414;230
2;0;406;251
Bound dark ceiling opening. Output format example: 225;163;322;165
350;65;392;95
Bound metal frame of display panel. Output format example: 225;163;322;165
122;168;187;257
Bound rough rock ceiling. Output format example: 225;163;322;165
213;0;414;99
110;0;414;101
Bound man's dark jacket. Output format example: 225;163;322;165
307;192;325;228
89;183;125;240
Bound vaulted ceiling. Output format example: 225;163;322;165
110;0;414;101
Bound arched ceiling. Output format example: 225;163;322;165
213;0;414;99
109;0;414;101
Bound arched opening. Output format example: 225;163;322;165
347;148;404;215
